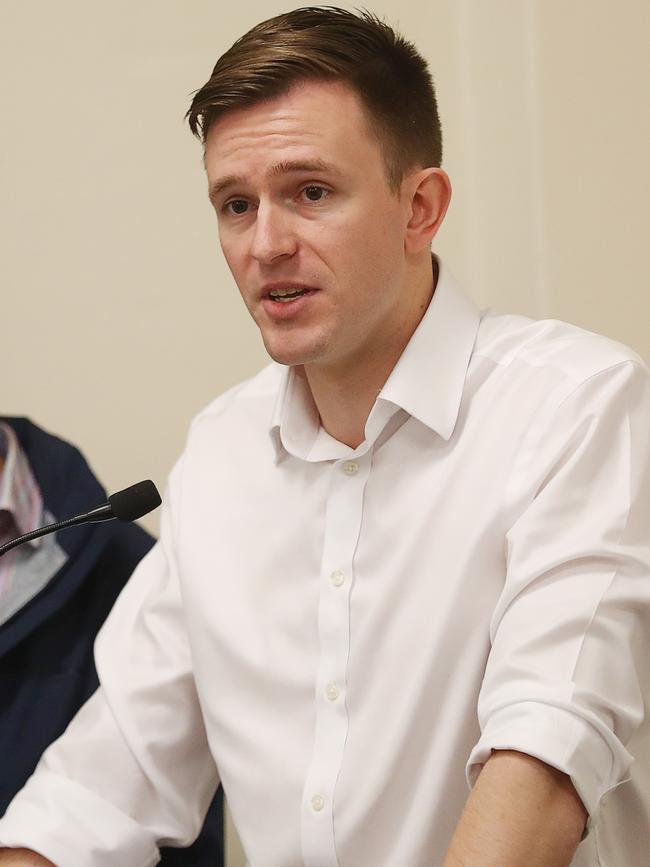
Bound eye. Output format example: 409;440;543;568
225;199;249;215
301;185;328;202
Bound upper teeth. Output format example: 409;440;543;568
270;287;306;298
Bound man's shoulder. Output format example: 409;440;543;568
187;362;284;442
474;309;647;388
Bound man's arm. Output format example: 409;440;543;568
442;750;587;867
0;461;219;864
0;850;54;866
456;360;650;866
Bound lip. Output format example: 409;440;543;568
260;285;320;320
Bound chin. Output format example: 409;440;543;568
261;332;329;368
265;347;312;367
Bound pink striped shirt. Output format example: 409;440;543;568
0;421;44;603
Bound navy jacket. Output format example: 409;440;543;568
0;418;223;865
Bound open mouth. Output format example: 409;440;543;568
267;288;317;303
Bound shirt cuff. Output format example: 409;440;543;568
0;770;160;867
465;700;634;834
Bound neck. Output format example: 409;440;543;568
304;257;438;448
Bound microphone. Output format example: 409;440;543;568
0;480;162;558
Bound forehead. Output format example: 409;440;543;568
203;80;385;186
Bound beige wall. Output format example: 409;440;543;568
2;2;648;865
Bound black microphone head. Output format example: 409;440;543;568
108;480;162;522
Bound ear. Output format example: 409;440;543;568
403;168;452;254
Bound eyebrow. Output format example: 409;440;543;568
208;159;342;204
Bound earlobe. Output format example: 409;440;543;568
404;168;452;254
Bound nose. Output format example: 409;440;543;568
250;200;297;264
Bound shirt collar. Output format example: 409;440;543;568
377;259;481;441
0;422;44;547
269;258;481;461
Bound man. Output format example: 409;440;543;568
0;419;224;865
1;8;648;866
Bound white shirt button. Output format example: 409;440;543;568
342;460;359;475
325;682;340;701
330;570;345;587
311;794;325;812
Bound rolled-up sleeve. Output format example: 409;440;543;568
0;459;220;866
467;359;650;829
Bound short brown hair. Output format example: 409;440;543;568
186;6;442;191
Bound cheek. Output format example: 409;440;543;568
219;233;245;277
218;242;254;309
335;202;404;258
335;215;405;286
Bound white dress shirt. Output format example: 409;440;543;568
1;262;649;867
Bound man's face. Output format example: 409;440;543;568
204;80;416;372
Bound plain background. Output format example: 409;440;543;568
1;2;648;865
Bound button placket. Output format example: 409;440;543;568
300;453;372;867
